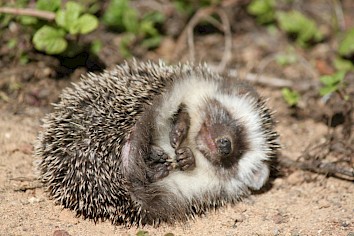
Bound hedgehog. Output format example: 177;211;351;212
35;60;279;226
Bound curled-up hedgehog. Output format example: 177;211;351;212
35;60;279;226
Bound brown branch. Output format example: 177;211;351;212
227;70;294;88
0;7;55;21
279;154;354;179
215;9;232;72
173;5;232;72
174;6;217;61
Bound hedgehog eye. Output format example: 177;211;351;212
216;137;232;156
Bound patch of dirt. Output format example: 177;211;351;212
0;1;353;235
0;92;353;235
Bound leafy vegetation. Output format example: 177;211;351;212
319;71;346;97
281;88;300;107
246;0;353;107
338;28;354;57
34;1;98;55
276;10;323;47
275;49;298;66
0;0;98;55
103;0;164;57
247;0;275;24
247;0;323;47
0;0;353;74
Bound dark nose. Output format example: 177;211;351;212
216;137;232;156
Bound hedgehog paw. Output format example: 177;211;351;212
170;105;190;149
147;146;172;182
149;162;172;182
176;147;195;171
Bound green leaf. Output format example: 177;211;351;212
36;0;60;12
122;8;139;33
319;75;336;86
76;14;99;34
32;26;67;54
7;39;17;49
140;20;159;36
320;71;345;86
102;0;130;29
281;88;300;106
141;35;161;49
119;33;135;58
276;10;323;47
55;1;83;33
319;71;346;96
136;230;149;236
173;0;194;15
275;52;297;66
338;28;354;57
143;11;165;24
19;53;29;65
65;1;84;15
19;15;38;25
319;85;337;96
90;39;103;55
247;0;275;24
333;57;354;72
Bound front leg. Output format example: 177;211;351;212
176;147;196;171
146;145;173;182
170;104;190;149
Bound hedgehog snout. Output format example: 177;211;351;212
216;137;232;156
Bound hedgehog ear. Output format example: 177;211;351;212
244;163;270;190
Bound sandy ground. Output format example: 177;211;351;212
0;89;353;236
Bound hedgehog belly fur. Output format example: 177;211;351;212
153;75;270;202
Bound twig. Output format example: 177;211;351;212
253;52;319;90
228;70;294;88
215;9;232;72
279;154;354;179
331;0;346;31
186;6;217;62
0;7;55;21
14;183;43;192
174;5;232;72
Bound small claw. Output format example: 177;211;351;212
175;147;196;171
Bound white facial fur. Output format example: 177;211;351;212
153;74;270;202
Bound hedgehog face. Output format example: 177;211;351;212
196;99;249;169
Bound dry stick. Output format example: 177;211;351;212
0;7;55;21
279;154;354;179
254;53;319;90
227;70;294;88
215;9;232;72
332;0;346;31
175;6;232;72
174;6;216;61
196;9;232;72
187;7;217;62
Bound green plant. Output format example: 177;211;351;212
36;0;61;12
319;71;346;97
247;0;275;24
0;0;99;55
275;50;298;66
103;0;164;57
32;1;98;55
136;230;149;236
0;0;30;28
90;39;103;55
333;57;354;72
282;88;300;106
276;10;323;47
338;28;354;57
